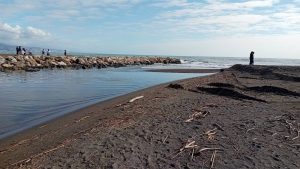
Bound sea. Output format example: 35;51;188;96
0;54;299;139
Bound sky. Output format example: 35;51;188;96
0;0;300;59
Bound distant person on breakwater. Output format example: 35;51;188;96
249;51;254;65
47;49;50;56
16;46;21;55
42;49;45;56
64;50;67;56
28;49;32;56
22;48;26;55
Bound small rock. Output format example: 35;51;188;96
0;56;5;64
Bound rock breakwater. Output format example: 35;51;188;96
0;55;181;72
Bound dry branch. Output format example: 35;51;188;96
172;140;198;159
204;128;217;141
75;116;90;123
162;135;169;144
185;110;210;122
199;148;222;153
292;130;300;140
246;128;255;133
210;150;217;169
129;96;144;103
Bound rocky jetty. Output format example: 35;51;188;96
0;55;181;72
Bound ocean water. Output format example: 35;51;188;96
0;66;204;139
144;56;300;69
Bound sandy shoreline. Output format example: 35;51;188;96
145;68;221;73
0;65;299;169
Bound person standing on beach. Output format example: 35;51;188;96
64;50;67;56
249;51;254;65
16;46;19;55
42;49;45;56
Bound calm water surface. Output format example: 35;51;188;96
0;66;206;139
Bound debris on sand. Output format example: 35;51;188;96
128;96;144;103
204;128;217;141
210;150;217;169
185;110;210;122
173;140;198;159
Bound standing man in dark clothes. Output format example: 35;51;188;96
47;49;50;56
64;50;67;56
42;49;45;56
16;46;18;55
249;51;254;65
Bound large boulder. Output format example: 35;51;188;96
2;63;14;69
0;56;5;64
76;58;86;65
7;56;17;63
49;61;58;67
57;61;67;68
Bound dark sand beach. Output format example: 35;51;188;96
0;65;300;169
146;69;221;73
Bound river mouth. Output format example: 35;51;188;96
0;66;211;139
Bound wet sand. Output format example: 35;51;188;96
146;68;221;73
0;65;299;169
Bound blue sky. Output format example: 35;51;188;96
0;0;300;58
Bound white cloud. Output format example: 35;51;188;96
152;0;190;8
25;26;51;38
0;22;51;45
0;23;21;35
152;0;300;36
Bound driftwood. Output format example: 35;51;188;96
162;135;169;144
129;96;144;103
75;116;90;123
185;110;210;122
172;140;198;159
204;128;217;141
210;150;217;169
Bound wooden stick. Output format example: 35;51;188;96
162;135;169;144
204;128;217;135
129;96;144;103
191;148;195;160
292;130;300;140
210;150;217;169
246;128;255;133
75;116;90;123
199;148;222;153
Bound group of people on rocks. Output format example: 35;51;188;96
16;46;67;56
41;49;51;56
16;46;32;56
41;49;67;56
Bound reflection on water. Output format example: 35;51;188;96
0;66;208;139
